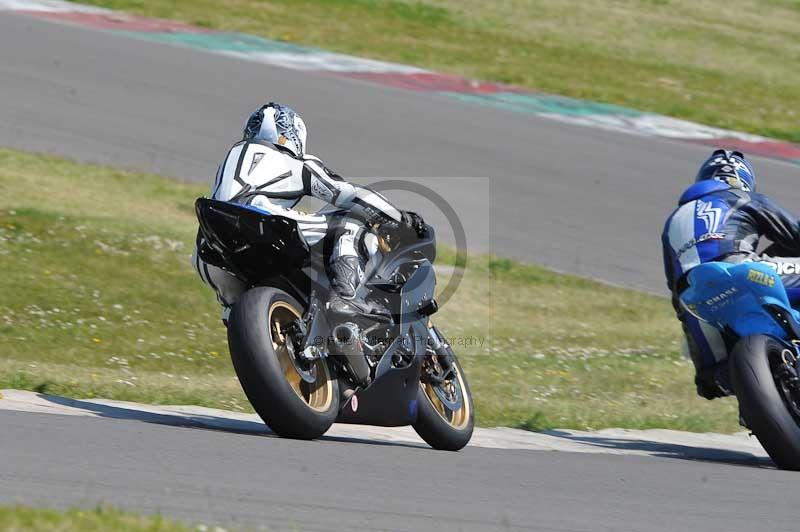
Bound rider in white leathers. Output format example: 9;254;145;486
192;102;413;321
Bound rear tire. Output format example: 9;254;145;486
413;349;474;451
730;335;800;470
228;287;339;440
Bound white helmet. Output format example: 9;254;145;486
243;102;307;157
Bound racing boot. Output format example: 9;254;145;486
681;324;733;400
328;256;390;320
694;364;734;400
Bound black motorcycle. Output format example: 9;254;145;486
195;198;474;450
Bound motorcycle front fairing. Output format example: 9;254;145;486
680;262;800;341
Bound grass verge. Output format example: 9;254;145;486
0;506;196;532
0;148;740;432
70;0;800;143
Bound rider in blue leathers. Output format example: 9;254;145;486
662;149;800;399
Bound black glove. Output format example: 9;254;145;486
376;211;427;250
403;211;428;239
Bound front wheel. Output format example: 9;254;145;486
413;343;474;451
227;287;339;440
730;335;800;470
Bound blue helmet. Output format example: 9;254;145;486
695;149;755;192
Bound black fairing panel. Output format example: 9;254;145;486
336;262;434;427
336;355;422;427
378;225;436;276
195;198;310;283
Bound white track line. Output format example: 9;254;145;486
222;51;428;74
0;0;106;12
0;389;768;462
3;0;798;160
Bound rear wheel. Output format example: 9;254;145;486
413;344;474;451
228;287;339;439
730;335;800;470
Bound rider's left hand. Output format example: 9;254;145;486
402;210;428;239
376;211;427;250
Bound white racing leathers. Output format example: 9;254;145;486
191;140;403;318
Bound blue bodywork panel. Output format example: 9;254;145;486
680;262;800;340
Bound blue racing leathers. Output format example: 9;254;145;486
662;180;800;397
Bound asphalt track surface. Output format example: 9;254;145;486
2;10;800;532
2;409;798;532
2;12;799;293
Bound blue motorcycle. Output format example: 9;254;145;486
681;261;800;469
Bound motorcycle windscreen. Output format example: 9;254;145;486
680;262;794;339
195;198;310;282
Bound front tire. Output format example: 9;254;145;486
413;346;474;451
228;287;339;440
730;335;800;470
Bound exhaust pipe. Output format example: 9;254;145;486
333;323;371;386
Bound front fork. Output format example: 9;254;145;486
425;322;455;382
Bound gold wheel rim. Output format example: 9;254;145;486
422;359;470;430
269;301;333;413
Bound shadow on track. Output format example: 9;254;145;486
544;430;774;469
39;393;426;449
37;394;770;461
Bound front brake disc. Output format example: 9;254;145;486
433;379;463;411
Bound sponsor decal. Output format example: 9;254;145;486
676;232;725;258
747;268;776;287
696;200;723;233
704;286;739;309
761;261;800;276
310;178;334;201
